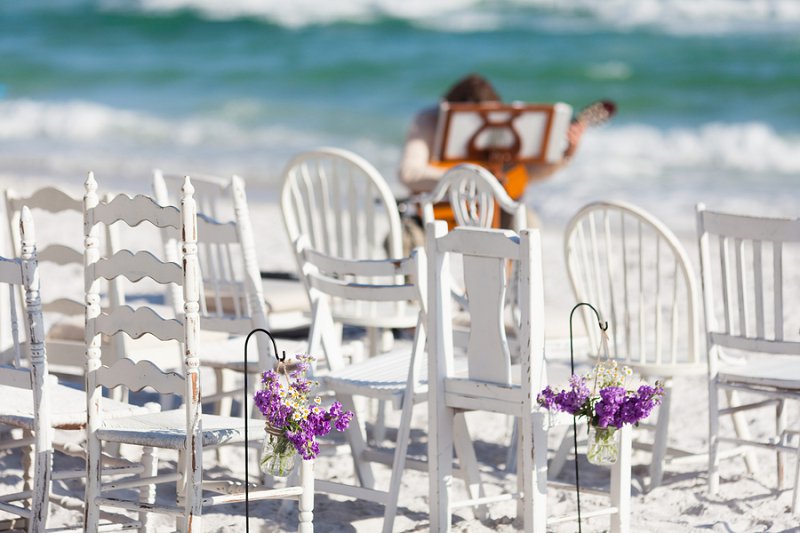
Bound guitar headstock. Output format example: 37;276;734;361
576;100;617;127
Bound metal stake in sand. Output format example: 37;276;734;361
243;328;286;533
569;302;608;533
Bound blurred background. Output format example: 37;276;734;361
1;0;798;233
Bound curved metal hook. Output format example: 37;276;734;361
242;328;286;533
569;301;608;336
245;327;286;363
567;301;607;533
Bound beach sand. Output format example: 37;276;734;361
0;175;798;532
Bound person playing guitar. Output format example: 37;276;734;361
398;73;615;233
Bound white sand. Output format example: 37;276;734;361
0;174;798;532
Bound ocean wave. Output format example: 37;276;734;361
104;0;800;34
1;98;799;185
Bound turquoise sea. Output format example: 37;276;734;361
1;0;798;231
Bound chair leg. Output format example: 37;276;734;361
452;413;487;520
777;400;786;490
505;418;518;474
708;379;720;495
610;425;631;533
139;446;158;532
727;390;759;475
792;442;800;516
429;405;455;533
549;424;575;479
21;430;33;501
530;412;548;533
85;434;102;533
30;428;52;531
298;459;315;533
213;368;233;417
381;396;416;533
339;394;376;489
649;381;673;491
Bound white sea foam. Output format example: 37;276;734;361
110;0;800;33
0;98;797;222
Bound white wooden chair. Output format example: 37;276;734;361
3;185;121;379
297;233;484;532
0;207;51;532
153;171;306;418
83;174;314;532
696;204;800;513
426;221;632;533
561;200;706;489
418;163;527;232
154;169;310;334
281;148;411;361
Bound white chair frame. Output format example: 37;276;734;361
418;163;527;232
297;235;424;533
83;174;314;532
0;207;51;532
562;200;706;489
4;185;122;379
427;221;632;533
697;203;800;514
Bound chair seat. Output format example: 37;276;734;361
322;350;424;409
331;301;420;330
0;382;148;430
198;336;309;372
96;409;267;449
718;355;800;390
262;277;310;315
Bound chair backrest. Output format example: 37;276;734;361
0;207;51;522
419;164;527;232
564;200;702;375
153;170;271;365
280;147;403;261
4;186;120;371
696;204;800;360
297;234;425;373
426;221;545;391
84;173;201;429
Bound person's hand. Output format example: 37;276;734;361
564;120;586;157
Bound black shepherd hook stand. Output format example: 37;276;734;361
568;302;608;533
243;328;286;533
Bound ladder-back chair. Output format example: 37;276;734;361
83;174;313;532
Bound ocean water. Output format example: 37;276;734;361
1;0;798;232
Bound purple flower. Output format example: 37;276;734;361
538;372;664;430
253;355;353;461
537;374;591;416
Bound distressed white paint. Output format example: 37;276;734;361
427;221;631;532
0;207;52;532
85;175;314;532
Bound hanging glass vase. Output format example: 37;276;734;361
260;424;296;477
586;425;619;465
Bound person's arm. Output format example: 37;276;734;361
398;108;447;194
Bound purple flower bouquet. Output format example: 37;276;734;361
537;360;664;465
254;354;353;476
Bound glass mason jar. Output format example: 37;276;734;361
586;425;619;465
260;429;296;477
